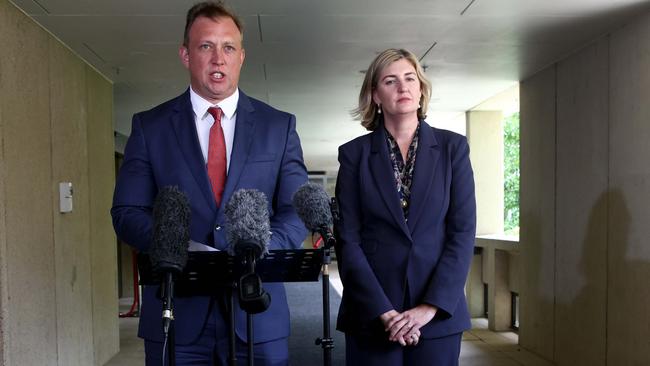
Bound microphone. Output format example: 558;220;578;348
292;183;334;247
150;186;190;334
225;189;271;259
224;189;271;314
293;183;339;356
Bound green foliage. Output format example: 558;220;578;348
504;112;520;234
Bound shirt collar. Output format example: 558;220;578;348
189;87;239;120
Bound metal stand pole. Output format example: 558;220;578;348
162;273;176;366
167;321;175;366
228;287;237;366
247;313;254;366
315;238;335;366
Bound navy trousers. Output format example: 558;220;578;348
144;299;288;366
345;331;462;366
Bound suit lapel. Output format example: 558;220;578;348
369;128;412;240
407;122;440;232
220;91;256;212
171;90;217;211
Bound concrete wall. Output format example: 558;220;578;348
520;64;558;361
555;37;609;366
608;11;650;364
520;10;650;366
87;62;119;366
0;1;118;365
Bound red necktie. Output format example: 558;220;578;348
207;107;227;206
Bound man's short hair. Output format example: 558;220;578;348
183;1;244;46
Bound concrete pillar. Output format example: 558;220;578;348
466;111;506;323
466;111;504;236
465;252;484;318
486;249;511;331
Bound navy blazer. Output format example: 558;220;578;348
112;89;308;344
335;121;476;339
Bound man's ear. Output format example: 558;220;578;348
179;46;190;68
240;48;245;66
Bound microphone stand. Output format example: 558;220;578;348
244;249;256;366
161;272;176;366
315;228;336;366
235;242;271;366
228;285;237;366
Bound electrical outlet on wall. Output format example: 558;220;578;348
59;182;73;213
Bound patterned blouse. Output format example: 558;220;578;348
385;122;420;218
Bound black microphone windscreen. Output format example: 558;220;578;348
292;183;332;232
225;189;271;258
150;186;190;275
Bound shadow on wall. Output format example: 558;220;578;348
553;189;650;365
606;188;650;363
519;209;555;358
554;190;623;365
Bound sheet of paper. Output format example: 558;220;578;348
188;240;219;252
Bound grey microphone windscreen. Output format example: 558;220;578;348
292;183;332;232
150;186;191;275
224;189;271;258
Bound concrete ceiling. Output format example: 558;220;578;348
10;0;650;173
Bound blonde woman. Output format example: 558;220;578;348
335;48;476;365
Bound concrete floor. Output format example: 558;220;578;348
106;317;555;366
105;316;553;366
460;319;553;366
107;264;553;366
105;315;143;366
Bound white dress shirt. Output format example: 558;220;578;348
189;87;239;172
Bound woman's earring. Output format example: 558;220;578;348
377;104;382;114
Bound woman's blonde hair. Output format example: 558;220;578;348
351;48;432;131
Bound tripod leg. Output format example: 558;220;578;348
322;264;332;366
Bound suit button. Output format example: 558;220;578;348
215;225;222;231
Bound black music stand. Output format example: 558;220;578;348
139;249;323;366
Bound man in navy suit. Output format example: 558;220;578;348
111;2;308;365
